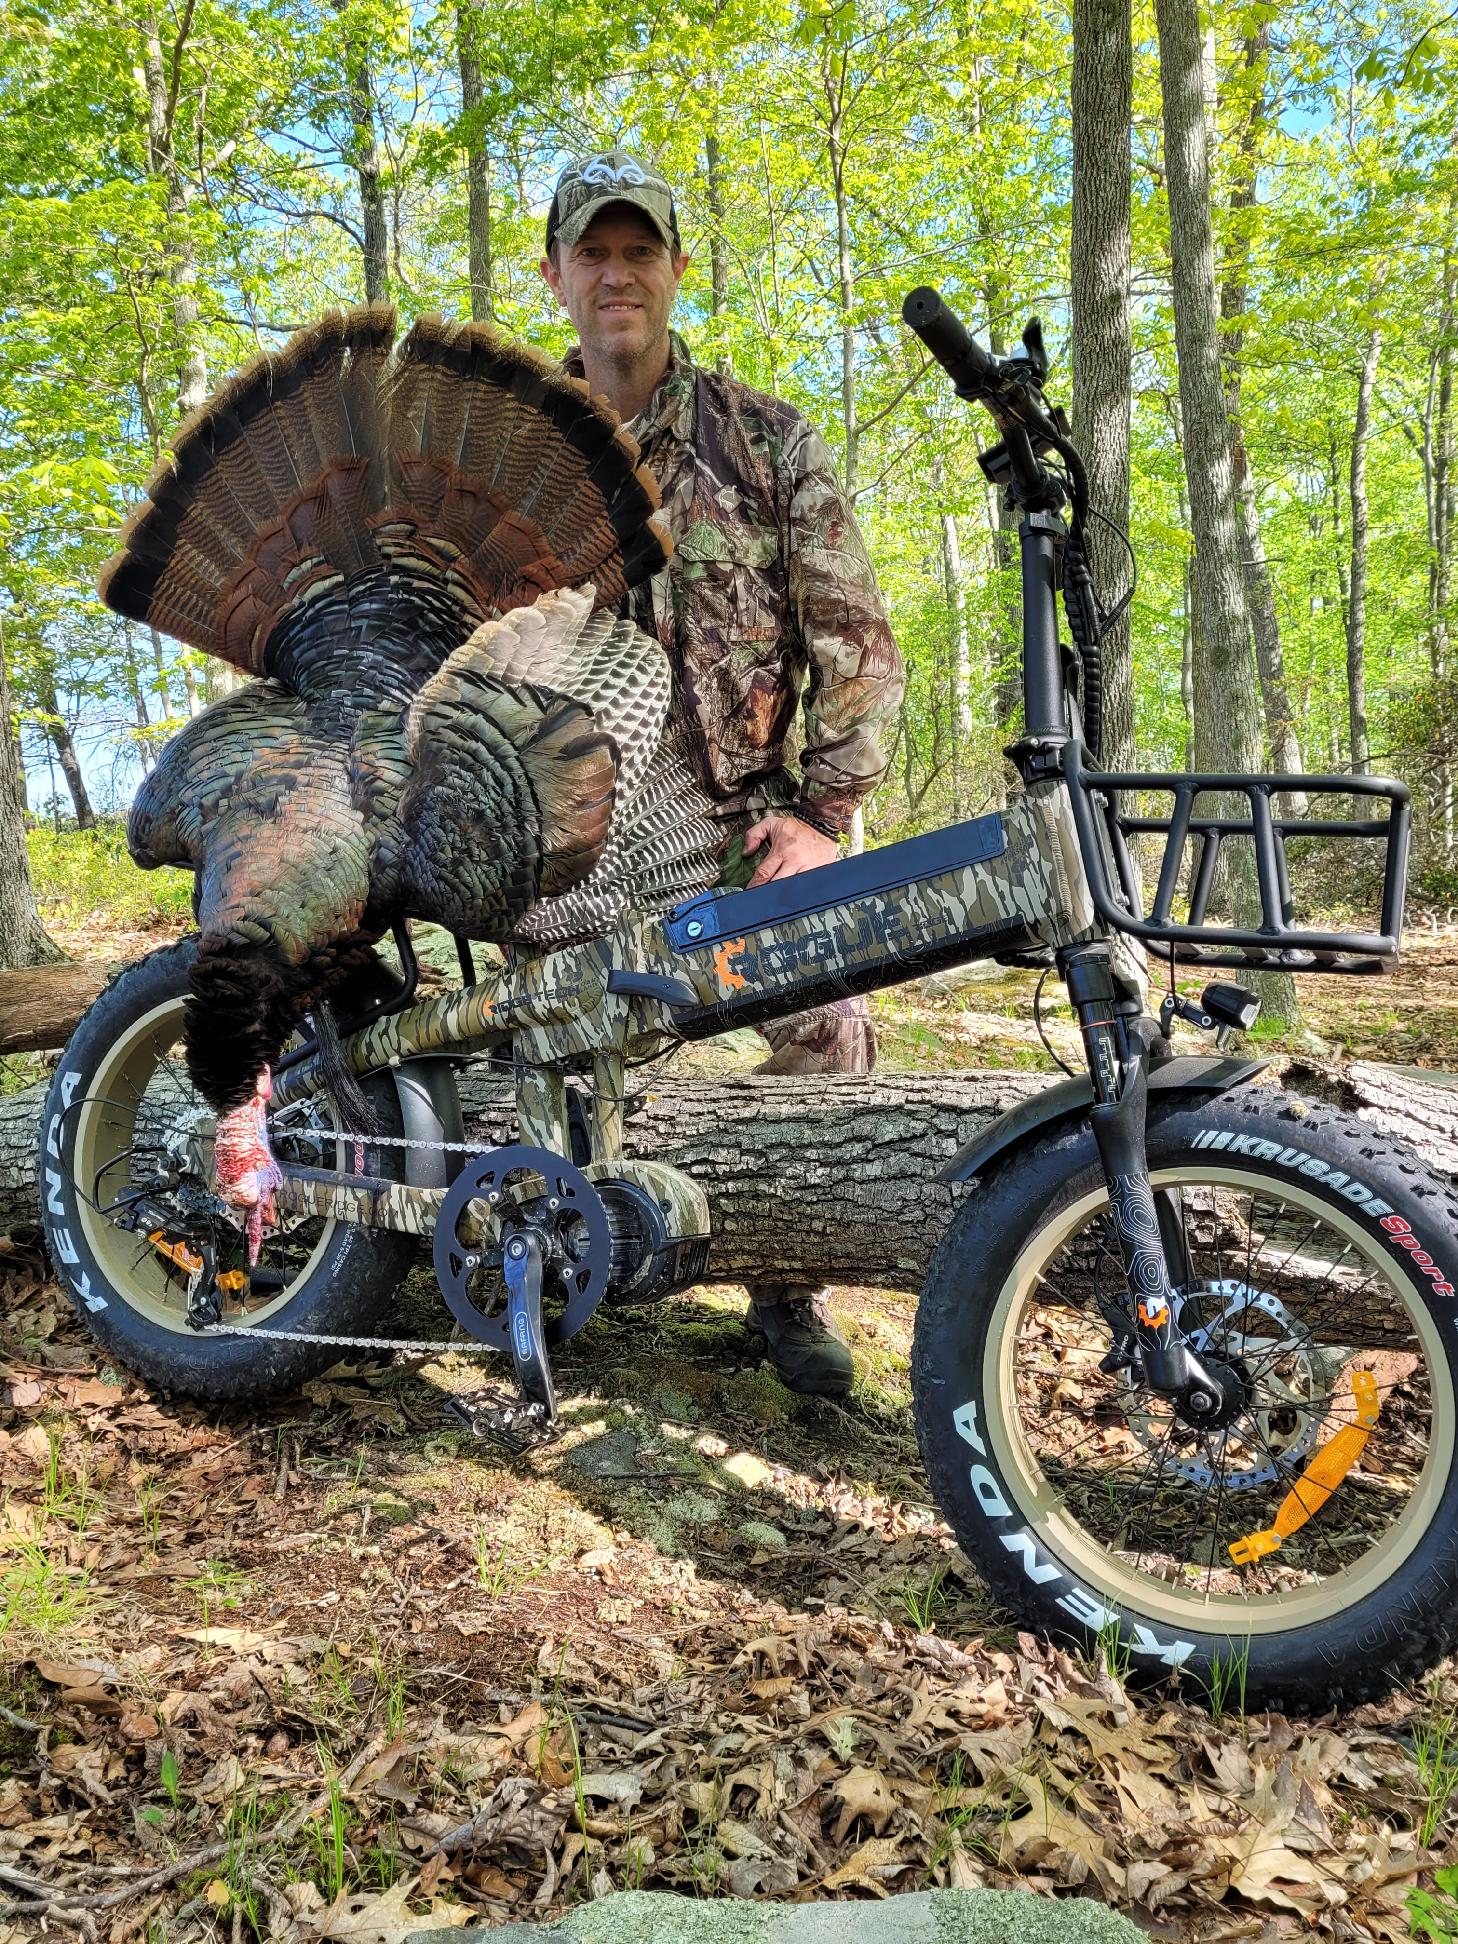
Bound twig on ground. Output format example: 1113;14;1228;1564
0;1702;42;1732
0;1862;51;1893
0;1840;230;1916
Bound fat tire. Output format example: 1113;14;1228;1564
912;1085;1458;1712
39;937;415;1403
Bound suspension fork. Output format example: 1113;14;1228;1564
1060;942;1223;1409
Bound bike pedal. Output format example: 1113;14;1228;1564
444;1388;559;1456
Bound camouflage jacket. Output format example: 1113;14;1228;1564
565;335;904;834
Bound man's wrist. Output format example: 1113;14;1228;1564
789;803;843;842
794;782;864;839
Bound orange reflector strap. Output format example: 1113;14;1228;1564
1229;1370;1380;1566
148;1230;204;1277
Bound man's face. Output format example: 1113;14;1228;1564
541;206;688;368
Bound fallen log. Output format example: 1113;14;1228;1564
0;963;113;1054
3;1063;1454;1298
2;1069;1035;1272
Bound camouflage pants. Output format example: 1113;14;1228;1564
714;823;876;1078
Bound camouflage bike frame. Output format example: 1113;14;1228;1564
255;288;1411;1433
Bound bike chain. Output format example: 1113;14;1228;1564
198;1322;496;1355
198;1123;511;1359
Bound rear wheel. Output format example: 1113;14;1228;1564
912;1087;1458;1711
40;938;415;1402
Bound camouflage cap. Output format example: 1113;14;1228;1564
546;147;681;255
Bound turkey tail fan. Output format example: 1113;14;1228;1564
99;308;398;668
98;310;672;681
380;314;671;611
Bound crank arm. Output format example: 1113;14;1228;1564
501;1230;558;1433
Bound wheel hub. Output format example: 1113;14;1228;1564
1171;1354;1251;1429
1127;1279;1337;1488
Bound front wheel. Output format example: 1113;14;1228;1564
912;1086;1458;1711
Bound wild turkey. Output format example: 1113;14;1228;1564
100;308;719;1251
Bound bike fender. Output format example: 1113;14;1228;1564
392;1058;466;1188
938;1054;1267;1184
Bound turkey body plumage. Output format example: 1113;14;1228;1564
100;308;720;1228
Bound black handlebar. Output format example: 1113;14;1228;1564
902;286;999;397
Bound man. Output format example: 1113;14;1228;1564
540;148;904;1395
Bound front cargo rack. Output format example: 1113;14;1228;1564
1064;747;1411;974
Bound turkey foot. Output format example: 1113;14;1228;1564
213;1067;284;1266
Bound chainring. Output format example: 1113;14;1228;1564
432;1144;612;1352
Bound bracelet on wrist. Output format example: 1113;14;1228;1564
790;805;844;842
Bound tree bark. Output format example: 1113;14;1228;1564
1347;324;1381;777
822;44;858;500
1070;0;1135;770
704;132;730;376
0;632;61;969
456;0;494;322
942;506;972;819
34;665;95;830
1156;0;1298;1026
0;1069;1035;1257
4;1067;1455;1307
1425;206;1457;856
0;963;111;1052
339;12;389;304
140;0;207;421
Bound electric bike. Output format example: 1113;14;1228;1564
41;288;1456;1709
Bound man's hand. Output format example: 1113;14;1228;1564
744;813;839;887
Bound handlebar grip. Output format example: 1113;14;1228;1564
902;286;998;394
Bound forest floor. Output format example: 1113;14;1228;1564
2;848;1458;1940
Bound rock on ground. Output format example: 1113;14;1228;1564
411;1887;1146;1942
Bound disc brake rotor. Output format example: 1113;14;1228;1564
1128;1278;1353;1489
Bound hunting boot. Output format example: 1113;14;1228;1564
744;1281;855;1395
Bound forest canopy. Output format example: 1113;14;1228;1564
1;0;1454;895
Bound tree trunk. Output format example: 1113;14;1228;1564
0;962;111;1051
1070;0;1135;770
140;1;207;421
1425;211;1456;856
704;132;730;377
4;1066;1455;1311
340;14;389;303
982;284;1020;798
1347;324;1381;777
456;0;494;323
0;634;61;969
34;666;95;830
1217;25;1304;796
1156;0;1298;1027
121;626;152;763
942;507;971;818
823;48;858;500
148;623;175;721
